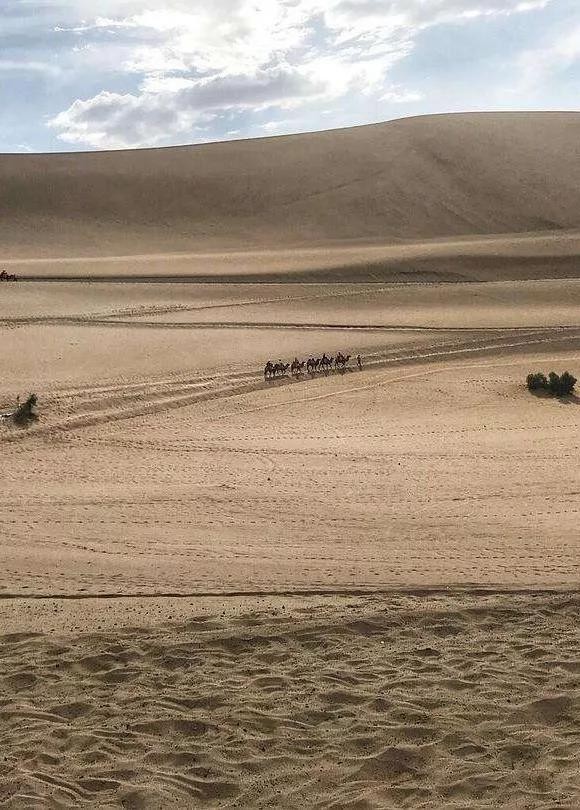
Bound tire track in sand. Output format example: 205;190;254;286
2;326;579;442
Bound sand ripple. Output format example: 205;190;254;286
0;592;579;808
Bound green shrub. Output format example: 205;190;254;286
548;372;561;396
526;372;547;391
559;371;577;396
526;372;576;397
13;393;38;425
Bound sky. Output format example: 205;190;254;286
1;0;579;152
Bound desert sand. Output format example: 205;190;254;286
3;112;580;258
1;592;579;808
1;114;580;808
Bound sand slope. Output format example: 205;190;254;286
3;112;580;259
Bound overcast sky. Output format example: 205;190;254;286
1;0;578;152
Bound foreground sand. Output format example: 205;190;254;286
1;592;579;808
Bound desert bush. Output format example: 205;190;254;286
526;372;576;397
526;372;547;391
13;393;38;425
558;371;577;396
548;372;561;396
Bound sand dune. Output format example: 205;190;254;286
4;278;580;327
3;112;580;277
2;230;580;284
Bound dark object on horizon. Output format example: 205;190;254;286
13;393;39;425
526;371;576;397
0;269;17;282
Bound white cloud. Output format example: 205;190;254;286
313;0;552;38
514;23;580;90
54;16;137;32
48;0;554;148
49;66;329;148
261;118;296;132
58;2;313;76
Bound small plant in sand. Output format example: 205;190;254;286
13;393;39;425
526;372;576;397
557;371;577;396
526;372;547;391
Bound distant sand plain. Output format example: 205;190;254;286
1;114;579;808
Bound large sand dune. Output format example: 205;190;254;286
3;112;580;279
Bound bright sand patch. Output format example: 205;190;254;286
2;339;580;596
0;322;414;394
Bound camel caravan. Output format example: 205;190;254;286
264;352;361;380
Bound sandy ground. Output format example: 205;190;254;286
3;278;580;324
5;230;580;283
1;274;580;807
0;592;579;809
2;332;580;596
1;278;580;808
2;113;580;808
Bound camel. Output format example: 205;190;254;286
265;361;290;379
335;353;351;369
291;359;305;376
321;354;333;372
267;353;352;380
